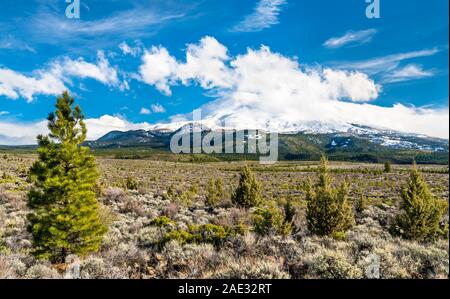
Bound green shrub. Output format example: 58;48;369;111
355;192;367;214
0;233;7;254
27;92;107;263
393;163;447;242
124;177;138;190
205;178;224;207
165;185;177;201
384;161;392;173
158;223;247;247
162;230;196;246
232;165;262;208
253;202;292;236
306;156;355;237
150;216;175;228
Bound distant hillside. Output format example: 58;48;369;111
85;126;449;164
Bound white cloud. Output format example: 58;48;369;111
382;64;434;83
0;35;36;53
139;46;178;96
119;42;142;57
177;37;233;89
0;51;119;101
151;104;166;113
336;48;440;75
140;107;151;115
231;0;287;32
0;68;66;101
50;51;119;86
0;111;9;116
0;115;152;145
30;8;185;45
324;29;377;48
323;69;380;102
139;36;233;95
0;120;48;145
138;37;448;138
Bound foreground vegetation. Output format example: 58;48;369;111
1;153;448;279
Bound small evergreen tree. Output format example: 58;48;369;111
393;162;446;242
355;191;367;214
232;165;262;208
205;178;224;207
384;161;392;173
27;92;107;262
306;156;354;236
253;202;292;236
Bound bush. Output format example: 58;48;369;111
384;161;392;173
124;177;138;190
355;192;367;215
252;202;292;236
213;259;290;279
307;250;363;279
205;178;224;207
306;156;355;237
150;216;175;228
158;224;248;247
232;165;262;209
393;163;447;242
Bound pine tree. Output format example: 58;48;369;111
384;161;392;173
205;178;224;207
355;191;367;214
306;156;354;236
232;165;262;208
394;162;446;242
27;92;107;263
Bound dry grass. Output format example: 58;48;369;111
0;154;448;279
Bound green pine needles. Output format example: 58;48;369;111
306;156;355;237
393;162;447;242
232;165;262;208
27;92;107;263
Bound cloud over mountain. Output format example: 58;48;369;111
137;36;448;139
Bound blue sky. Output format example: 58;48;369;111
0;0;449;144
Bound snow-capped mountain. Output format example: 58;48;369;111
88;112;449;157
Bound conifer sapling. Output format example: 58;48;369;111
27;92;107;262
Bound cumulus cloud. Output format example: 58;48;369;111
140;104;166;115
119;42;142;57
139;37;233;95
0;51;119;101
0;115;152;145
151;104;166;113
139;46;178;96
231;0;287;32
0;68;66;101
137;37;448;138
324;29;377;48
